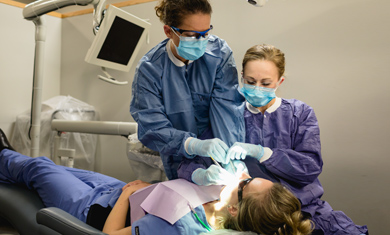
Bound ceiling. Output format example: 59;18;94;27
16;0;38;4
8;0;155;16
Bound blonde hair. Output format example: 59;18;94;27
155;0;212;27
220;183;313;235
242;44;286;79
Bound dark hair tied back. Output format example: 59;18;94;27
155;0;212;27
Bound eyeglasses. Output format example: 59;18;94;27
171;25;213;39
238;177;255;203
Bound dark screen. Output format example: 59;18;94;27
97;16;144;66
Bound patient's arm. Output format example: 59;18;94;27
102;181;151;235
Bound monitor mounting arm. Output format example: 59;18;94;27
22;0;106;157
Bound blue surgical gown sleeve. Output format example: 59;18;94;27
130;42;195;160
245;99;322;186
177;156;213;182
130;37;245;180
262;100;322;186
208;40;246;146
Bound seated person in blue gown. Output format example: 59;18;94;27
0;129;312;235
178;44;369;235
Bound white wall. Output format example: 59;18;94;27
0;4;61;138
60;0;389;233
214;0;390;233
60;1;166;182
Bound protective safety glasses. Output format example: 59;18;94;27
238;177;255;203
171;25;213;39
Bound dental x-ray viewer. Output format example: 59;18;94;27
130;0;245;180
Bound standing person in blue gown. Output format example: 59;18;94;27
178;44;369;235
130;0;245;180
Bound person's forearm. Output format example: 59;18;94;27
103;181;151;234
102;188;133;233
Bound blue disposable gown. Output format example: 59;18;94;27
130;35;245;179
243;98;323;206
178;98;368;234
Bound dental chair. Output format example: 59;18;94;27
0;183;107;235
0;120;164;234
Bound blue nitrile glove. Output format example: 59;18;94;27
191;165;235;186
226;142;264;161
187;138;229;164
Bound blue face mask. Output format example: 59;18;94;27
239;84;277;107
172;30;209;61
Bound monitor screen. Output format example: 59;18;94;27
85;5;151;72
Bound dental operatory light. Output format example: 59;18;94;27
246;0;268;7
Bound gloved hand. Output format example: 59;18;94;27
222;160;249;176
191;165;235;186
187;138;229;164
226;142;264;161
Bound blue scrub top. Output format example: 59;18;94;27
130;35;245;179
131;205;210;235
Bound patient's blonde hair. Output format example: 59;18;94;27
220;183;313;235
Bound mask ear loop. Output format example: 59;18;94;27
275;76;285;91
170;27;181;38
170;28;181;53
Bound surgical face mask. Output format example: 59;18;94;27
171;28;209;61
239;83;277;107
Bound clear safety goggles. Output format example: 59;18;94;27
171;25;213;39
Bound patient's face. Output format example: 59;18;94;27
219;172;273;206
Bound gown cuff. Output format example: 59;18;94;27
260;147;273;163
184;137;195;157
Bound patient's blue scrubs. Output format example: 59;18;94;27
178;98;368;235
131;205;209;234
130;35;245;180
0;149;125;222
0;149;211;234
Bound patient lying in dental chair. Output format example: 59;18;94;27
0;129;312;235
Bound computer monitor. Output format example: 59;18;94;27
85;5;151;72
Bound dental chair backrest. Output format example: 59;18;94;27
0;183;107;235
0;183;57;235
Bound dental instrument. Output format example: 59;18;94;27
229;160;237;174
209;154;222;168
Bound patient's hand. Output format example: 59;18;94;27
122;180;151;192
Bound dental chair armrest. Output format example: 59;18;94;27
37;207;107;235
